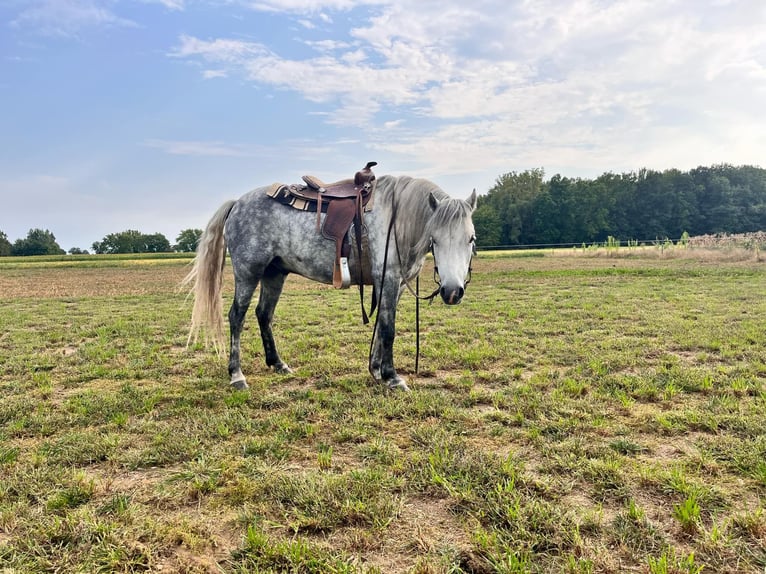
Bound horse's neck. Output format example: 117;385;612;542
386;181;432;277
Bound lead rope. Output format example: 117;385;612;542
410;246;473;373
376;195;475;378
368;197;397;373
370;192;441;377
415;275;420;373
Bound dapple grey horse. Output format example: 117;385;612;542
183;174;477;391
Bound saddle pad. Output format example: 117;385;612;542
266;183;374;213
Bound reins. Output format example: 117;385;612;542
399;233;474;374
369;187;474;376
397;240;440;375
369;190;459;375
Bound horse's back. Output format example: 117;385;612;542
224;186;336;283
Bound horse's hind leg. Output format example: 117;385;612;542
256;269;292;374
228;279;258;390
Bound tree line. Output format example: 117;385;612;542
0;228;202;256
473;164;766;247
90;229;201;254
4;164;765;255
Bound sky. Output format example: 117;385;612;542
1;0;765;251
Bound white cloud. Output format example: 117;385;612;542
202;69;228;79
10;0;766;202
167;1;766;176
10;0;137;37
245;0;377;12
144;139;255;157
304;39;353;52
144;0;185;10
169;34;271;62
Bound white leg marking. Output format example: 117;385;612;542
230;368;248;390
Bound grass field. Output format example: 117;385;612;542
1;249;765;573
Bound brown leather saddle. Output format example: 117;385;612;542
266;163;377;320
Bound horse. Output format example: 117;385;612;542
183;173;477;391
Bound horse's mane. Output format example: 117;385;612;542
375;174;471;276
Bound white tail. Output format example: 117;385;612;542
181;200;236;354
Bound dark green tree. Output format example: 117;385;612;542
661;169;701;237
573;177;614;241
175;228;203;252
525;183;560;244
0;231;11;256
143;233;171;253
481;169;545;245
472;205;502;247
92;230;171;254
533;175;572;243
92;230;144;254
11;229;65;256
472;163;766;248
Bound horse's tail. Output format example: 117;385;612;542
181;199;237;354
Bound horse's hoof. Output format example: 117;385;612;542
386;377;410;392
231;378;248;390
273;363;293;375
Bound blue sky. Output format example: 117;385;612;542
1;0;765;251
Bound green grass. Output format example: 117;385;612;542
0;251;194;267
1;251;765;572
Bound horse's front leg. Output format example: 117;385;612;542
369;281;409;391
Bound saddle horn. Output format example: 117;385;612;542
355;161;378;186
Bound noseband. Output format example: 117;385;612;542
430;239;474;298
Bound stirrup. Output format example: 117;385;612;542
333;257;351;289
339;257;351;289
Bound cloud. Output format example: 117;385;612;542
10;0;137;37
9;0;765;200
244;0;376;13
169;19;448;125
143;0;185;10
202;69;228;79
144;139;256;157
303;39;353;52
169;34;271;62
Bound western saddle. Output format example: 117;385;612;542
266;162;377;320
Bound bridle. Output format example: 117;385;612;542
411;239;473;373
399;238;440;303
432;239;475;289
399;238;473;302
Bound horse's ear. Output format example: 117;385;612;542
467;189;477;211
428;191;440;211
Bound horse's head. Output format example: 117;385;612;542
428;189;477;305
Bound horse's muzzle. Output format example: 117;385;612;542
440;285;465;305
